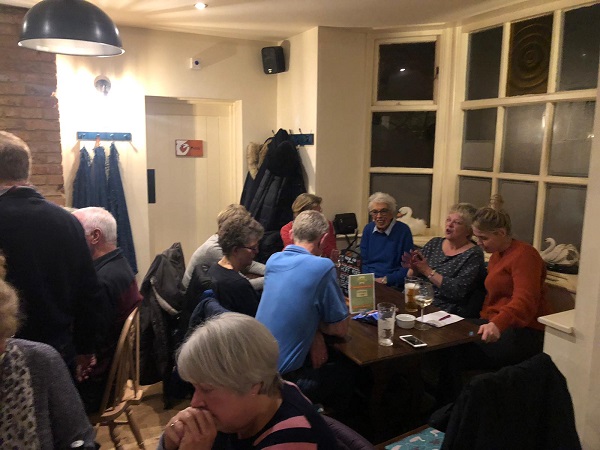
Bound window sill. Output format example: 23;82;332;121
538;309;575;335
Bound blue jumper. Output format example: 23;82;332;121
360;220;413;287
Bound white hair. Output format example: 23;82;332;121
73;207;117;245
292;210;329;243
368;192;397;213
178;313;282;396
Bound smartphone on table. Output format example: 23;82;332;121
399;335;427;348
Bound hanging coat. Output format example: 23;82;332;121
107;143;138;274
72;147;92;208
91;146;109;208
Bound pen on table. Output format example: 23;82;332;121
438;314;451;321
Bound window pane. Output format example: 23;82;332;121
498;180;537;244
377;42;436;101
371;112;436;168
370;173;432;225
549;101;595;177
559;3;600;91
458;177;492;208
462;109;497;171
507;14;553;96
467;27;502;100
542;184;586;251
501;105;545;174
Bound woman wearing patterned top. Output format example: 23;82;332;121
159;313;337;450
402;203;486;318
0;259;95;449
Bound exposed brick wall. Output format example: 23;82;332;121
0;5;64;205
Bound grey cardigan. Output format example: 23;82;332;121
4;339;96;449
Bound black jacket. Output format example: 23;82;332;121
0;187;105;360
241;129;306;262
139;243;186;385
433;353;581;450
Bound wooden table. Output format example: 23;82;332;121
334;283;480;442
336;283;480;366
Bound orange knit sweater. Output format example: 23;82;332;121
480;239;551;332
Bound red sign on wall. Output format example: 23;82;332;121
175;139;204;157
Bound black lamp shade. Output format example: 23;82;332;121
19;0;124;56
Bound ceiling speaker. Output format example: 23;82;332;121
261;46;285;74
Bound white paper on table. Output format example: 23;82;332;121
416;311;463;327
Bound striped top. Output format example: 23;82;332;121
215;382;337;449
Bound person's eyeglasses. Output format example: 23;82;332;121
369;208;390;217
241;245;259;253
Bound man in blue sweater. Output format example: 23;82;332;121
360;192;414;287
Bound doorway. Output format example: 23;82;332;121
145;96;236;263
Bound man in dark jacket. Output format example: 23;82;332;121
0;131;107;379
73;206;142;412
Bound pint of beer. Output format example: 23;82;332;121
404;277;419;313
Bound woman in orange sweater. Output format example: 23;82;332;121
471;207;551;367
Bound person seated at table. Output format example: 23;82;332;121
256;210;352;413
402;203;486;318
158;312;337;450
208;214;263;316
280;193;337;258
183;204;266;291
0;257;96;449
470;205;551;368
72;206;143;412
360;192;413;287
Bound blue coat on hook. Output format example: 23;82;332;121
108;143;138;274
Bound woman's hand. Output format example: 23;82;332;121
164;407;217;450
408;250;431;276
478;322;501;343
401;251;413;269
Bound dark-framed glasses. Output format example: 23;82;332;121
369;208;390;217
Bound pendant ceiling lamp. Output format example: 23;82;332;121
19;0;124;57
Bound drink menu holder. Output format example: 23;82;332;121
348;273;376;313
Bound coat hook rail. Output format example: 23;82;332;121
289;133;314;146
77;132;132;141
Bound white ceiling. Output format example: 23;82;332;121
3;0;532;41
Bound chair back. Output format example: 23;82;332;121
322;415;374;450
98;306;141;413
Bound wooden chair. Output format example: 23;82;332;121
89;307;145;449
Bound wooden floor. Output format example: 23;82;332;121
95;384;189;450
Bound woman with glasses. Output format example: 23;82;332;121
360;192;414;287
207;214;264;316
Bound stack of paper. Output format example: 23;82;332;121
416;311;463;327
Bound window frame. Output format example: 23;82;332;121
454;3;597;250
369;29;452;231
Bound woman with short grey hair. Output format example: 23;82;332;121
160;313;337;449
402;202;486;317
208;215;264;316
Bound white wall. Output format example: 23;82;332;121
316;27;369;227
276;27;370;226
57;26;278;276
276;28;319;193
543;82;600;449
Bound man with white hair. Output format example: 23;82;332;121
256;210;351;410
73;206;142;411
